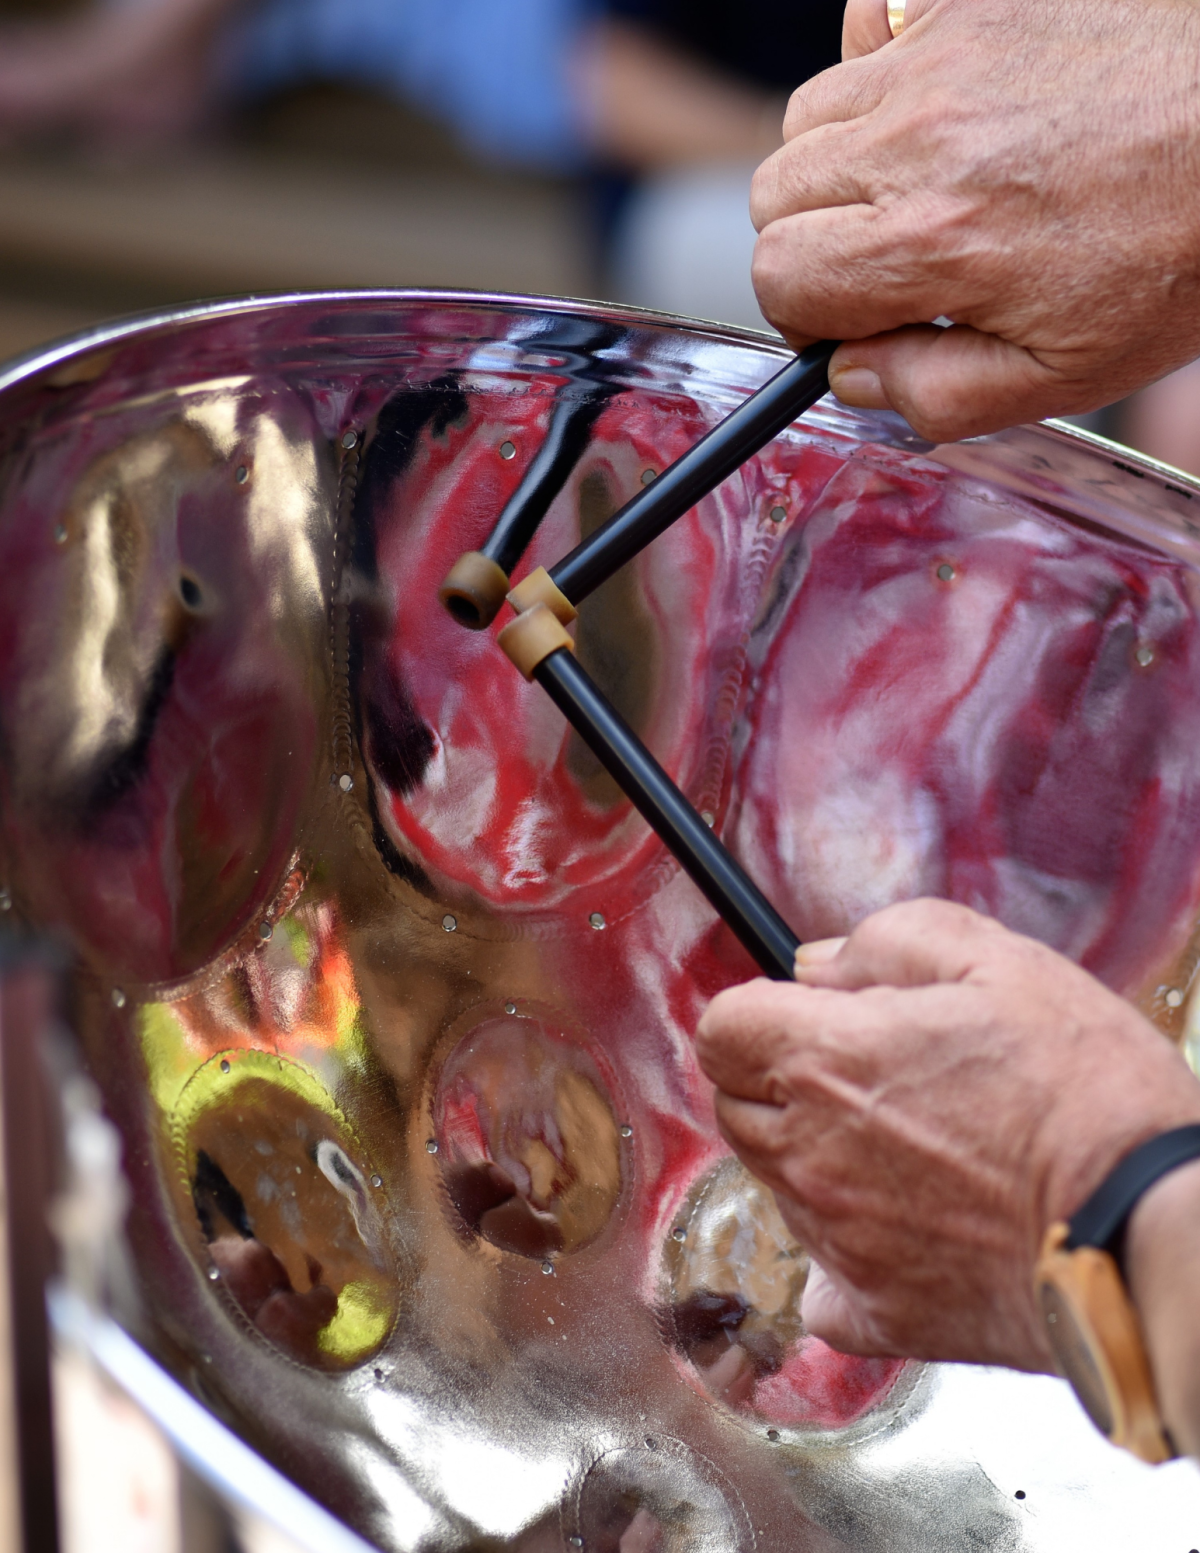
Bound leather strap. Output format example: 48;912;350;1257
1067;1123;1200;1268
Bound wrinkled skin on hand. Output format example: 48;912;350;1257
750;0;1200;441
695;899;1200;1372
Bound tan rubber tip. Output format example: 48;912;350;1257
439;551;511;629
507;566;577;625
498;603;575;681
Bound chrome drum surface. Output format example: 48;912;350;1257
1;291;1199;1549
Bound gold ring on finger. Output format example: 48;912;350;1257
887;0;906;37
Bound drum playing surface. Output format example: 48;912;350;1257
0;292;1198;1549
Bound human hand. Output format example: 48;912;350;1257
750;0;1200;440
695;899;1200;1370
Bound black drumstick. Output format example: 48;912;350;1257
499;606;800;980
440;319;621;629
443;339;836;629
548;341;834;609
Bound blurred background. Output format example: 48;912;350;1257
0;0;1191;472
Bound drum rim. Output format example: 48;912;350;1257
0;287;791;399
1;284;1196;502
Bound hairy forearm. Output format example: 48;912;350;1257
1126;1157;1200;1459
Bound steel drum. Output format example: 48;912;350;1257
1;291;1199;1551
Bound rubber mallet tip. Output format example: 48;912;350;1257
439;551;512;629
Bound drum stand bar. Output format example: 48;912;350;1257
499;607;800;980
441;341;836;629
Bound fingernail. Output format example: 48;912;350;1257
794;936;847;969
829;365;888;409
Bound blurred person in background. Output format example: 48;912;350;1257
1110;364;1200;479
590;2;842;327
0;0;844;328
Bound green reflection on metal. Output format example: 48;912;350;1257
172;1046;338;1153
139;1000;201;1117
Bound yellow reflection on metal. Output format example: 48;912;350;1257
318;1279;394;1362
169;1048;397;1371
133;903;393;1372
136;902;369;1120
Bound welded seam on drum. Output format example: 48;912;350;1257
331;431;361;785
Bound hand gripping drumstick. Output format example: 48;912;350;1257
498;604;802;980
442;340;837;630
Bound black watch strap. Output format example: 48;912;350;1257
1066;1123;1200;1267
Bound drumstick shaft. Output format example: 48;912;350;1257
483;388;612;576
440;318;621;629
549;342;835;606
532;647;800;979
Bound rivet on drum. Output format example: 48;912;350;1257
341;430;358;451
589;912;606;930
641;468;657;486
258;921;273;942
766;1429;781;1443
338;773;354;792
769;505;787;523
370;1173;383;1188
1136;644;1155;667
235;465;249;484
504;1002;517;1015
499;440;517;460
207;1266;220;1281
1166;988;1184;1008
700;811;715;828
425;1139;438;1154
541;1260;555;1276
936;562;956;582
619;1124;633;1139
671;1226;686;1242
442;914;457;932
111;988;126;1009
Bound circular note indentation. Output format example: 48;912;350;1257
172;1051;397;1371
570;1438;751;1552
661;1157;906;1431
432;1012;621;1261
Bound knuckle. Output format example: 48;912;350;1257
748;158;781;232
781;74;824;140
752;223;811;328
901;384;973;443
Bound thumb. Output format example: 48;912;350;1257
793;897;1005;991
829;324;1080;442
800;1263;890;1355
